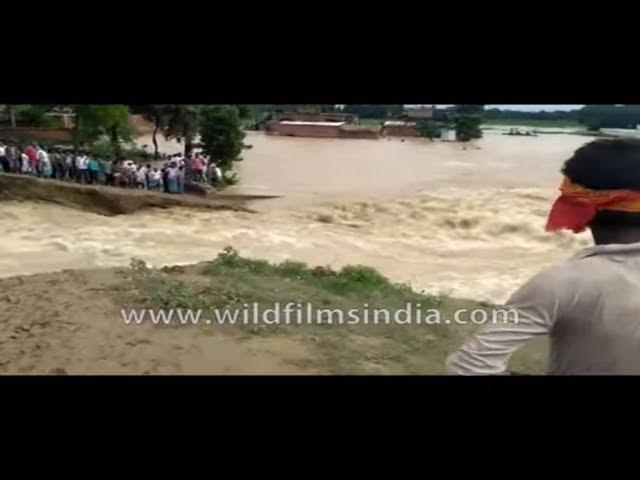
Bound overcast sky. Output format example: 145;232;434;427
437;105;584;112
431;105;583;111
486;105;583;111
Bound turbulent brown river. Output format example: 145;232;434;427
0;131;595;303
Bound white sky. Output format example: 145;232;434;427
432;104;583;111
486;105;583;111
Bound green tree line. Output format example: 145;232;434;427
484;105;640;131
1;105;247;173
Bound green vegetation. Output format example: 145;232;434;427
484;105;640;131
89;138;116;159
414;105;484;142
220;170;239;186
484;106;580;125
203;246;419;298
73;105;133;155
161;105;200;155
4;104;246;182
451;105;483;141
577;105;640;131
130;104;247;173
235;106;271;130
1;105;55;128
16;105;53;127
131;105;171;159
415;119;441;140
127;247;546;374
199;106;246;170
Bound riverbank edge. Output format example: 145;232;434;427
0;173;280;216
0;251;548;374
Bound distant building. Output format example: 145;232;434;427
338;124;380;139
401;106;435;120
379;106;435;137
265;120;380;139
267;121;346;138
272;111;359;124
264;105;358;125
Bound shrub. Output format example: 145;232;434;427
18;105;52;127
90;138;116;159
220;170;239;186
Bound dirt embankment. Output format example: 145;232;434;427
0;174;272;216
0;254;547;375
0;265;320;374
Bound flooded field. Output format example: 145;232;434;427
0;131;595;303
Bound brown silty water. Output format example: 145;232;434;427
0;131;595;303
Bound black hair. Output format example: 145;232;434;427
591;210;640;226
563;139;640;228
562;138;640;190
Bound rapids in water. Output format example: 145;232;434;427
0;132;595;303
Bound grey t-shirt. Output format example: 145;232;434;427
447;242;640;375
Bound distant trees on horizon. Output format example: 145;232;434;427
6;104;640;140
484;105;640;130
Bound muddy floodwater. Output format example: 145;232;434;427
0;131;596;303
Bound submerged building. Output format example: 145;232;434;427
401;106;435;120
380;106;436;137
268;121;345;137
265;120;380;139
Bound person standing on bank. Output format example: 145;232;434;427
0;142;8;172
447;139;640;375
75;151;89;183
87;155;101;184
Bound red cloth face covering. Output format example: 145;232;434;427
546;178;640;234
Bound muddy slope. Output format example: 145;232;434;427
0;174;268;216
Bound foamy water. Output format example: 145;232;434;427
0;132;596;303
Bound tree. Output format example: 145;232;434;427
577;105;640;130
18;105;53;127
415;119;442;141
484;107;579;123
72;105;133;154
453;105;484;142
237;105;250;119
89;138;116;159
131;105;170;159
198;106;246;170
162;105;200;156
237;105;271;130
3;105;54;127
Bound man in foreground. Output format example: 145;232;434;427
447;138;640;375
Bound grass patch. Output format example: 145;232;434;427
203;247;421;299
126;247;546;374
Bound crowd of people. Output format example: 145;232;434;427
0;141;224;194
